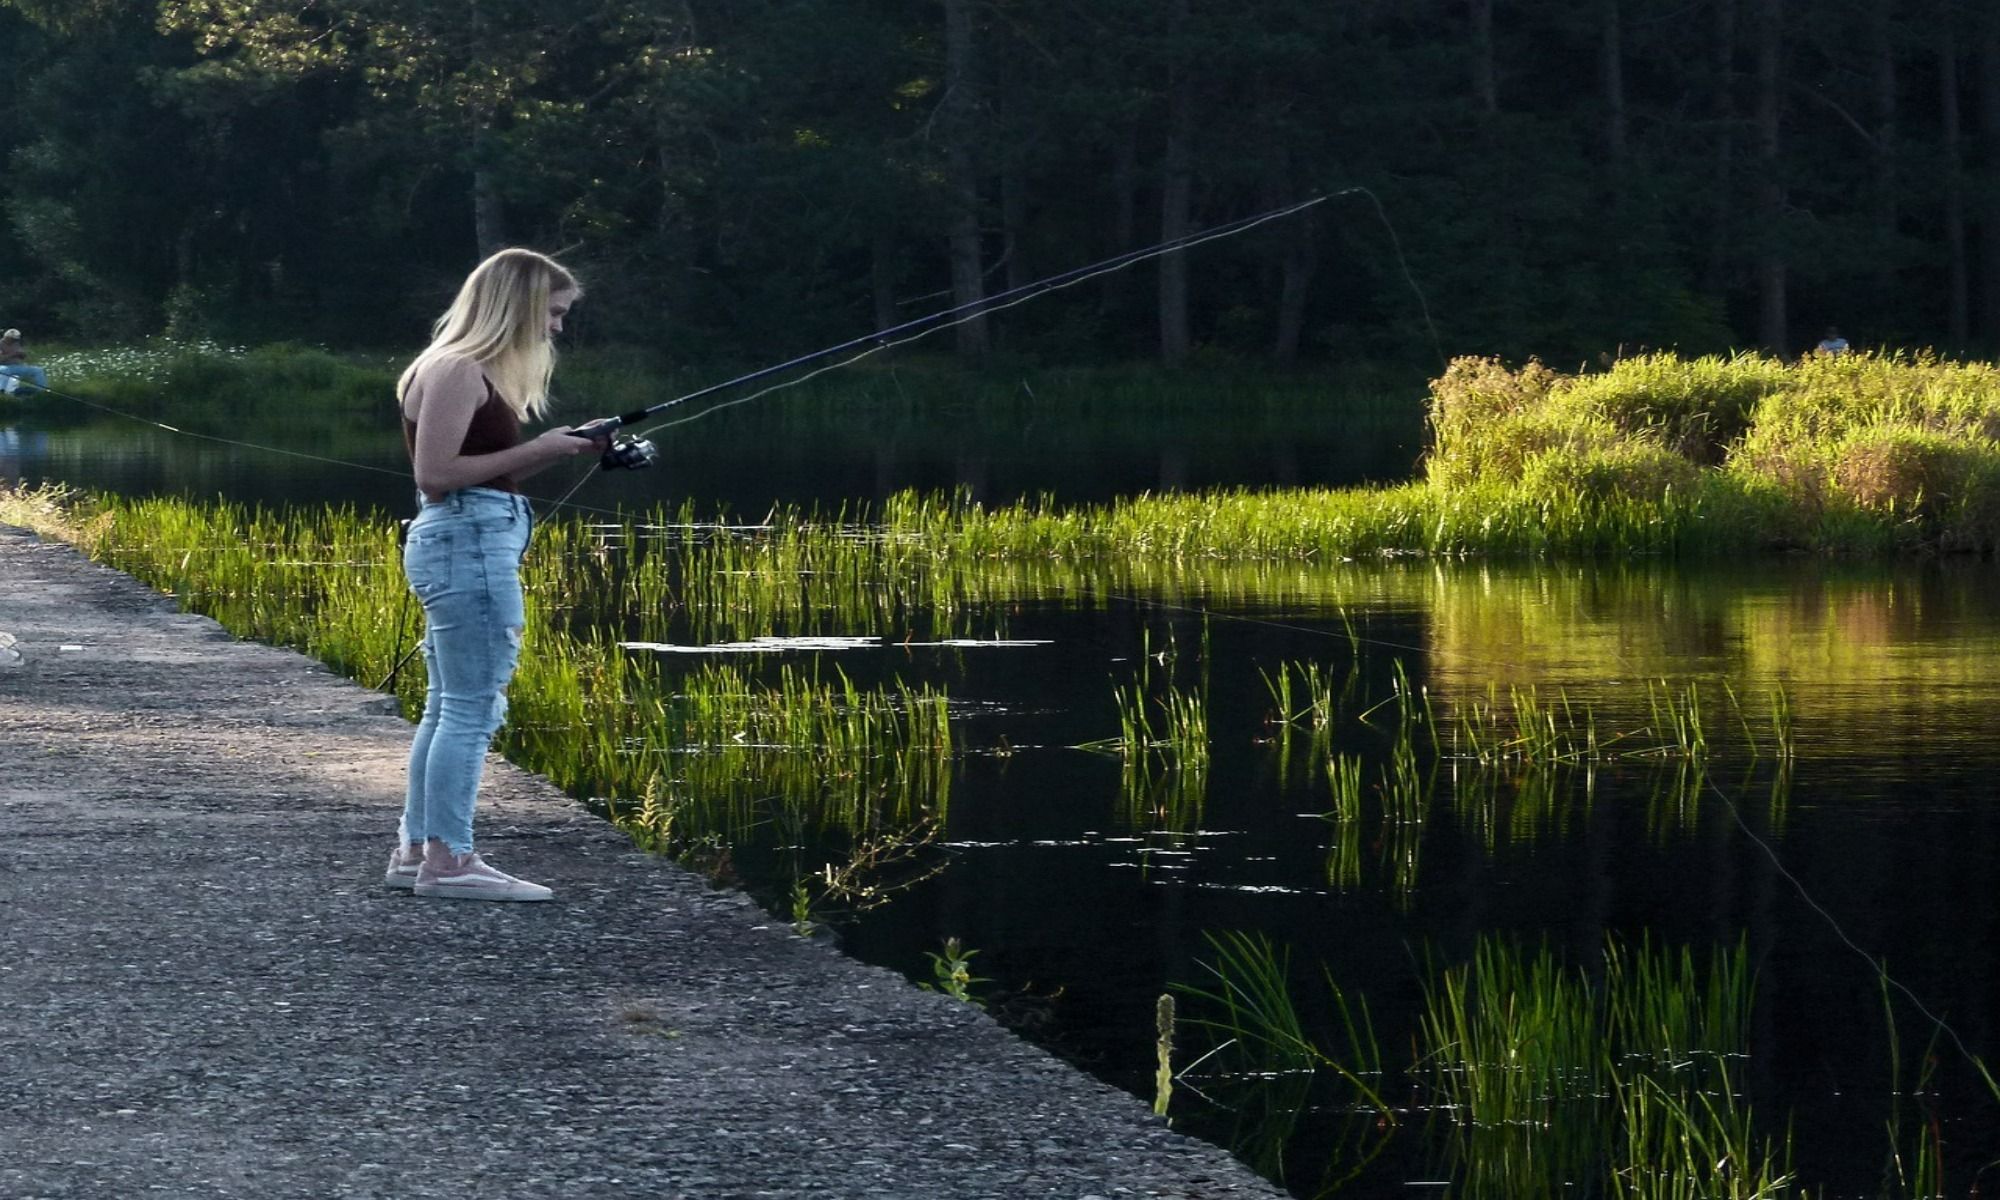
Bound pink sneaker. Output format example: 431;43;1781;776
384;844;423;890
413;849;553;902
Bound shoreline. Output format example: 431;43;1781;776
0;522;1281;1199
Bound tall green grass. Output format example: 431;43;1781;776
1418;934;1790;1197
5;488;953;873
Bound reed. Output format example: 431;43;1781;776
1083;635;1209;771
1418;934;1777;1197
1451;684;1622;767
1768;687;1795;762
1379;728;1429;826
1878;977;1947;1200
1611;1065;1795;1200
1323;752;1365;824
1261;659;1339;732
1174;931;1390;1112
1647;680;1709;762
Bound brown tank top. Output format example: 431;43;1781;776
402;377;522;493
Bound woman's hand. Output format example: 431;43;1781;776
533;425;610;461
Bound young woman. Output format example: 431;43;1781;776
388;248;606;901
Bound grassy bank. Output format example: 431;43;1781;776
1420;349;2000;555
740;349;2000;559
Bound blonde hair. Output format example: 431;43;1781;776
397;248;579;420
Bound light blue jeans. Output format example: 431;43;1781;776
399;487;532;854
0;364;47;392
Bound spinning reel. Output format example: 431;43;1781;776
570;418;660;471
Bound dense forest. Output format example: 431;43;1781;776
3;1;2000;368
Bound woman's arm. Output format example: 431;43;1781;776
406;355;598;498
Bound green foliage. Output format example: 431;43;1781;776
1422;351;2000;556
4;0;1990;361
34;340;393;416
1173;930;1389;1114
918;937;987;1009
1420;935;1790;1198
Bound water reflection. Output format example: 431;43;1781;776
0;426;49;484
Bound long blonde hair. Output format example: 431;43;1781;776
397;248;579;420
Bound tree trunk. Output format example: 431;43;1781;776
467;0;507;257
1979;10;2000;349
1273;220;1316;367
872;232;899;333
1942;20;1970;352
1602;0;1626;159
1102;124;1139;316
943;0;989;357
1270;151;1316;366
1001;161;1029;294
1158;0;1193;366
472;155;508;259
1754;0;1787;354
1706;0;1737;292
1871;0;1897;242
1470;0;1497;115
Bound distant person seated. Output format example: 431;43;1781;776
0;328;48;393
1815;327;1850;355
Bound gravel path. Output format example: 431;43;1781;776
0;524;1284;1200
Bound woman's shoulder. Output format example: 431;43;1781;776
409;352;490;398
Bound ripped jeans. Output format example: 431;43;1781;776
399;487;532;854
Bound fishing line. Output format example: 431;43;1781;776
1101;585;2000;1096
642;188;1438;437
543;194;1333;508
18;186;1441;531
1699;771;2000;1097
546;186;1442;510
20;381;415;479
12;378;642;525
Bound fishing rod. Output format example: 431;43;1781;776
562;192;1337;468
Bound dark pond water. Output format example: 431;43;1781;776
8;392;2000;1196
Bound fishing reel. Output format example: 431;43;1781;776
599;435;659;471
570;418;659;471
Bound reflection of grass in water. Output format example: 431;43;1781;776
511;647;955;853
1445;679;1749;770
1448;761;1593;850
1115;754;1207;835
